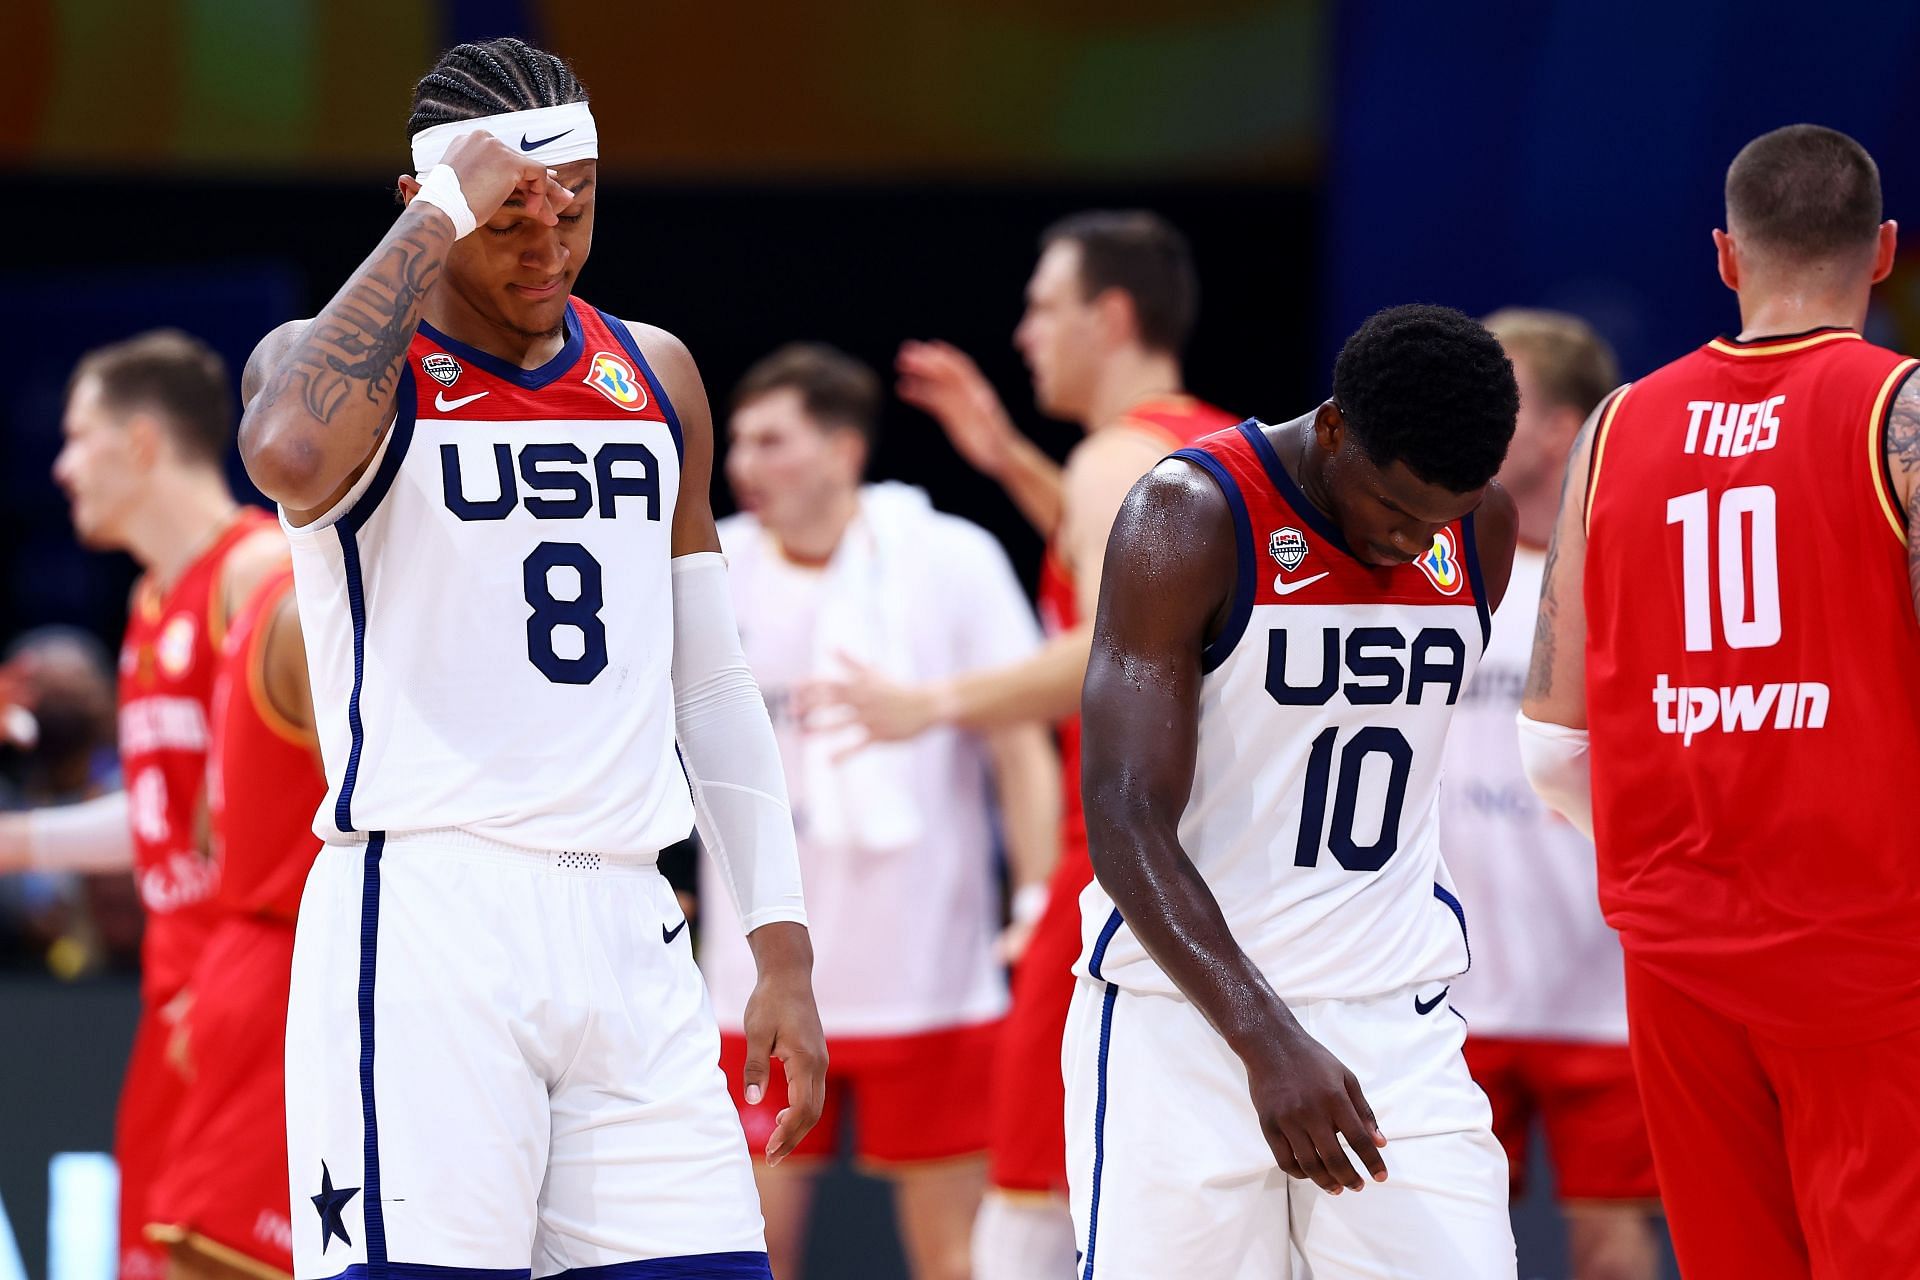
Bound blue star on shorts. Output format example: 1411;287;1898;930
310;1162;361;1253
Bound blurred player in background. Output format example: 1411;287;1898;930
1074;305;1519;1278
1525;123;1920;1277
813;211;1237;1277
708;343;1059;1280
0;331;284;1280
239;38;820;1278
1441;310;1659;1280
146;541;326;1277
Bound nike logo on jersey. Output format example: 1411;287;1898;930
1273;571;1330;596
1413;986;1449;1016
434;390;490;412
521;129;573;151
662;918;688;945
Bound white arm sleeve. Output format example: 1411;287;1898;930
27;791;134;872
1517;712;1594;840
671;551;808;933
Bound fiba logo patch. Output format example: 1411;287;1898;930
1417;528;1464;596
421;353;462;387
585;351;648;412
1269;527;1309;572
157;614;197;678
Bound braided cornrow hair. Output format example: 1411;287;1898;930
407;37;587;137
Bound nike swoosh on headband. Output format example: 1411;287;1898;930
521;129;573;151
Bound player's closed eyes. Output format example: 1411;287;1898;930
486;214;585;236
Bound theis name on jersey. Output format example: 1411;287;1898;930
1683;395;1784;458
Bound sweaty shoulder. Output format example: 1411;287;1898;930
1472;481;1519;613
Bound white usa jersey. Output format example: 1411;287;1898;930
1076;420;1489;999
282;299;695;852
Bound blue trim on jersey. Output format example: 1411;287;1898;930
548;1254;773;1279
1433;882;1470;969
1080;983;1120;1280
358;833;389;1271
1171;448;1255;673
418;301;584;390
1458;511;1492;646
315;1266;529;1280
597;309;686;465
1087;909;1125;981
340;373;418;536
1237;419;1358;560
334;527;369;834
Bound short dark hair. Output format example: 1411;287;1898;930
1333;304;1518;494
407;38;588;137
1482;308;1618;417
1726;124;1882;262
1040;210;1198;354
70;330;232;466
733;343;881;445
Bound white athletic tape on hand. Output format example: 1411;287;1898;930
409;100;599;172
410;164;478;239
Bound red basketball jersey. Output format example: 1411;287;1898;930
1038;395;1239;870
118;507;275;1004
1584;327;1920;1041
208;565;327;923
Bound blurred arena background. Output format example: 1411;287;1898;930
2;2;1917;1277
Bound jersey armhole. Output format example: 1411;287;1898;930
1458;512;1492;647
1582;384;1633;537
279;381;417;539
597;309;685;464
246;575;311;749
1169;448;1255;673
1870;359;1918;545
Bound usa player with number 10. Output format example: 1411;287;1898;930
238;39;823;1280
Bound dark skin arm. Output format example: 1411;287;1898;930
1081;459;1389;1195
1475;481;1520;614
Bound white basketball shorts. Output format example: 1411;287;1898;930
285;830;770;1279
1064;976;1513;1279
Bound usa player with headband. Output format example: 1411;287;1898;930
1070;305;1520;1277
238;39;824;1279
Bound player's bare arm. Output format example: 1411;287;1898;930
1081;460;1389;1196
1522;396;1609;728
897;338;1064;537
647;320;828;1164
1475;481;1521;613
240;133;573;519
1878;371;1920;624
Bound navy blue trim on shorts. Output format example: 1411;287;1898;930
1170;447;1255;673
1237;419;1360;561
1086;910;1125;982
1458;511;1492;647
358;833;389;1273
316;1266;528;1280
1433;882;1470;969
1081;983;1120;1280
549;1253;773;1279
597;310;685;466
418;302;584;390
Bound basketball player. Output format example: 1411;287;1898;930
1441;310;1659;1280
1524;124;1920;1277
146;553;326;1279
237;38;822;1278
1070;304;1520;1278
708;343;1059;1280
812;211;1237;1277
0;331;285;1280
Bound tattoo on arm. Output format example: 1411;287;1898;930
1883;375;1920;620
1523;400;1605;703
254;211;452;431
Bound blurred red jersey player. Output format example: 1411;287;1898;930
811;211;1236;1278
0;331;284;1280
1526;125;1920;1278
147;558;325;1279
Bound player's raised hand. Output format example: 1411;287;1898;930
741;921;828;1167
437;132;576;228
1244;1028;1388;1194
896;340;1022;478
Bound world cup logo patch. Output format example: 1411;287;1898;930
1417;528;1464;595
1269;527;1309;572
584;351;648;412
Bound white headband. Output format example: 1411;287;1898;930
410;101;598;173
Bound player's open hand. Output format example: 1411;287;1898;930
437;132;575;229
742;922;828;1167
1244;1027;1387;1194
896;340;1021;478
796;652;944;755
